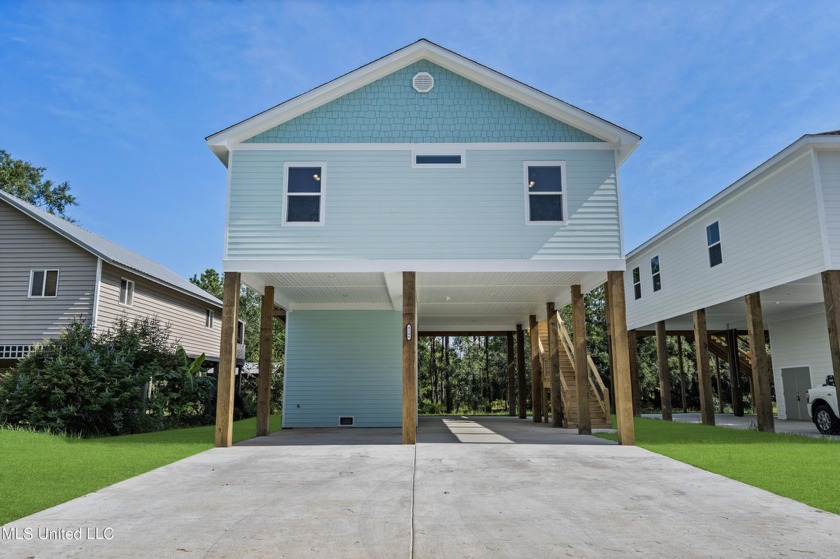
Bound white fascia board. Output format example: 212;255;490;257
207;40;640;164
627;134;840;259
223;258;626;274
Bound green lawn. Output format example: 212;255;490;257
0;415;280;526
598;417;840;515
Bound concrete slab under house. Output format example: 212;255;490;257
625;132;840;431
206;39;642;446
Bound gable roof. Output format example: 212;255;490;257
207;39;641;165
627;131;840;258
0;190;221;307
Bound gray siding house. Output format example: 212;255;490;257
0;190;225;369
207;40;642;446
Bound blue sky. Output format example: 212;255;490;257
2;0;839;279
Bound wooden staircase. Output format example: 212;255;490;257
535;313;611;428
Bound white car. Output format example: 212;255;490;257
806;375;839;435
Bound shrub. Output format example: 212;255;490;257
0;317;213;437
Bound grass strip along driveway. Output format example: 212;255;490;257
0;416;280;526
598;417;840;515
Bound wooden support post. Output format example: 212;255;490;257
507;332;516;416
402;272;417;445
547;302;563;427
745;292;774;432
727;328;744;416
628;329;641;417
572;285;591;435
693;309;716;425
215;272;240;448
516;324;527;419
655;321;672;421
529;315;543;423
606;271;635;445
678;335;687;413
821;270;840;389
256;285;274;437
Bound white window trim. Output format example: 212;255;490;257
632;266;642;300
706;220;724;268
523;161;567;226
650;255;662;292
206;309;215;329
28;269;59;299
282;162;326;227
119;278;135;307
411;149;466;168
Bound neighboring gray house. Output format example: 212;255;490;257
0;190;228;370
625;132;840;428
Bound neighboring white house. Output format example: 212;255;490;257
207;39;641;444
0;190;232;369
625;132;840;423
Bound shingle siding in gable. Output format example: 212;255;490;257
0;201;97;346
245;61;602;144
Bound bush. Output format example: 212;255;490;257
0;317;213;437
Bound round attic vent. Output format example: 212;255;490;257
412;72;434;93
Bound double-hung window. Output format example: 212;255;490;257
651;256;662;292
525;162;565;223
632;267;642;300
707;221;723;267
29;269;59;298
119;278;134;306
284;163;325;224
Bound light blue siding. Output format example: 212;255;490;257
245;61;601;144
283;310;402;427
228;148;620;261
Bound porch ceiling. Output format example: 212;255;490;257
639;274;826;333
241;270;609;331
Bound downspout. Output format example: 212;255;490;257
91;258;102;335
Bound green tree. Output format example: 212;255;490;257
189;269;285;362
0;149;77;218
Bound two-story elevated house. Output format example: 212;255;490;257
207;40;641;446
625;132;840;432
0;190;233;371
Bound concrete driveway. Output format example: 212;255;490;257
2;416;839;558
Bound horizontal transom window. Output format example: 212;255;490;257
412;150;465;168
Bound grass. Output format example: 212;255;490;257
597;417;840;515
0;415;280;526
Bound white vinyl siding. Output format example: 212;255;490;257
818;151;840;268
96;264;222;360
626;153;825;330
227;148;620;261
0;201;97;345
769;311;832;419
283;310;402;427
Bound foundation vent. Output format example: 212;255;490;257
412;72;434;93
338;416;355;427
